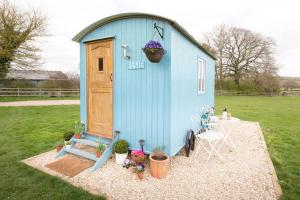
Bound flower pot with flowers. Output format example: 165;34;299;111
142;40;165;63
131;150;145;165
74;121;84;139
96;143;106;158
136;164;145;180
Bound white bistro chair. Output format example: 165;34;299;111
191;114;225;170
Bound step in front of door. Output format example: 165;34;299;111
64;148;98;161
73;138;99;148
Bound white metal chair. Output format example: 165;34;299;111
191;115;224;169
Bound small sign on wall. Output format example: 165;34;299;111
128;61;145;70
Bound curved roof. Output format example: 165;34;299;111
73;13;216;60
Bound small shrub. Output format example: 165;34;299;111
63;131;74;141
114;139;129;154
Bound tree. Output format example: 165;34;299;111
203;24;278;87
0;0;47;79
203;25;230;90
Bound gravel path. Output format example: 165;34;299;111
0;100;80;107
23;121;280;200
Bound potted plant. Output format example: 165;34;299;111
74;121;84;139
131;150;145;165
222;108;228;120
114;139;129;165
142;40;165;63
55;143;63;152
149;147;169;179
65;141;72;149
136;164;145;180
63;131;74;144
96;143;106;158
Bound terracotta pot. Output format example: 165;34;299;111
150;153;169;179
143;48;164;63
96;151;102;158
131;166;136;173
137;172;144;180
131;154;145;165
74;133;81;139
56;145;62;152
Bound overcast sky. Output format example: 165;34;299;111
14;0;300;77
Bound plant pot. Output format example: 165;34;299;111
56;145;63;152
131;154;145;165
74;133;81;139
222;111;228;120
96;151;102;158
130;166;136;173
115;152;128;165
137;172;144;180
150;153;169;179
143;48;164;63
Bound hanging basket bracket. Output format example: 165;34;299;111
154;23;164;39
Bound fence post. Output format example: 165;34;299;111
17;88;20;96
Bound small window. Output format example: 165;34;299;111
98;58;104;71
198;58;206;94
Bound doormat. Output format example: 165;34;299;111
46;155;94;177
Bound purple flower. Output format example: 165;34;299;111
136;164;145;172
144;40;163;49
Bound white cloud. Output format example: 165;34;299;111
13;0;300;76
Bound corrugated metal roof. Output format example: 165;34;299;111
72;13;216;60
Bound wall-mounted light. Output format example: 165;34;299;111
121;44;130;59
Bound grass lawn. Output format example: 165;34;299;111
0;105;105;200
0;97;299;200
215;96;300;200
0;96;79;102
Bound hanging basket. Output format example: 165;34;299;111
143;48;165;63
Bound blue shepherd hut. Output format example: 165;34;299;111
58;13;215;170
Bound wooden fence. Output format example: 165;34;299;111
216;90;300;96
0;88;80;97
1;88;299;97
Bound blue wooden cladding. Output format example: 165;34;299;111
74;13;215;156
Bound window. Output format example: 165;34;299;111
198;58;206;94
98;58;104;71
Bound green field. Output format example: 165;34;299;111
0;105;104;200
215;96;300;200
0;96;299;199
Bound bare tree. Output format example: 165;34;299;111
203;24;278;87
0;0;47;78
203;25;230;90
223;27;276;85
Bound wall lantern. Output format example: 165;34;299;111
121;44;130;59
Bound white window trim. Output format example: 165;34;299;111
197;58;206;94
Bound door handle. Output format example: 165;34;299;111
110;73;113;82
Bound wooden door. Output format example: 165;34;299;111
86;40;113;138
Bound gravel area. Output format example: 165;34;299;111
0;100;80;107
23;121;279;200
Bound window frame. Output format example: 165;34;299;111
197;58;206;94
